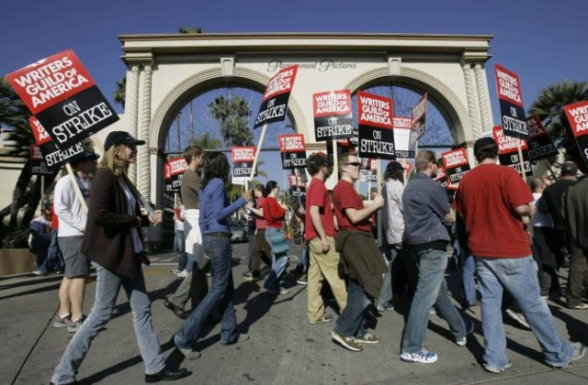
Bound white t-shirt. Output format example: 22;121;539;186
118;179;144;253
54;175;91;237
531;192;554;228
175;205;185;232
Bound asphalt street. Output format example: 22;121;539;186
2;241;588;385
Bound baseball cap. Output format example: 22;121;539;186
560;161;578;176
71;151;100;167
104;131;146;151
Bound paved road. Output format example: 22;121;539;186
2;241;588;385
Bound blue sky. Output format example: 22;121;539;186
2;0;586;191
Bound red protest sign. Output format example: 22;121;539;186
495;64;528;140
410;93;428;138
493;125;528;154
564;101;588;168
6;50;95;115
495;64;524;108
357;91;395;160
279;134;306;169
313;90;354;141
165;158;188;179
493;125;532;176
441;148;471;187
564;101;588;138
526;115;558;161
231;146;257;178
254;66;299;128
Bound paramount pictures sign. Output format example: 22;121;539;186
267;59;357;72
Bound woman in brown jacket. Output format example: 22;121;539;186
50;131;190;385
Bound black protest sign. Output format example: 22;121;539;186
30;144;53;176
313;90;353;141
164;158;188;193
254;66;298;128
526;115;558;161
564;101;588;169
495;64;528;140
441;148;471;188
30;117;85;169
357;91;395;160
411;93;427;139
493;125;532;176
231;146;256;178
288;173;308;201
7;50;118;150
278;134;306;169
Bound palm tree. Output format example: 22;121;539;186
208;96;253;147
528;80;588;146
189;132;222;150
0;77;60;227
113;76;126;110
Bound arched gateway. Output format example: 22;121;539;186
116;32;493;217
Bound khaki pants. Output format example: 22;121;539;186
307;237;348;323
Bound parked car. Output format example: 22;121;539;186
229;220;248;243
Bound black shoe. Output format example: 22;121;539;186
145;367;191;383
164;299;189;320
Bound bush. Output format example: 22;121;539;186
0;224;30;249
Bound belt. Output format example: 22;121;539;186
206;232;231;238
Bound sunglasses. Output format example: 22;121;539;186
346;162;361;167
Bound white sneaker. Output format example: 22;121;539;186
400;349;438;363
177;270;189;278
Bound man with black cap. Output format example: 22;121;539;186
456;137;585;373
539;161;587;309
52;151;99;333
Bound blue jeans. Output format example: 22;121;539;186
377;243;400;306
174;235;239;348
475;256;575;368
335;279;370;337
174;230;187;271
51;264;165;384
401;248;466;353
296;244;309;273
263;227;289;292
462;255;476;306
40;230;64;273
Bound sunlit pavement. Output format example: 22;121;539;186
2;242;588;385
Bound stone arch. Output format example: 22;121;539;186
149;67;306;149
344;66;473;143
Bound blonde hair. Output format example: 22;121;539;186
98;144;128;176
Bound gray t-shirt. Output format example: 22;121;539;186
181;168;202;209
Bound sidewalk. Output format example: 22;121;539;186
2;246;588;385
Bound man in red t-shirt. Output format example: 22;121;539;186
304;152;348;325
330;153;386;352
456;137;584;373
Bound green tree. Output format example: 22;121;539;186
113;76;126;109
528;80;588;146
208;96;253;147
189;132;222;150
0;77;58;227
